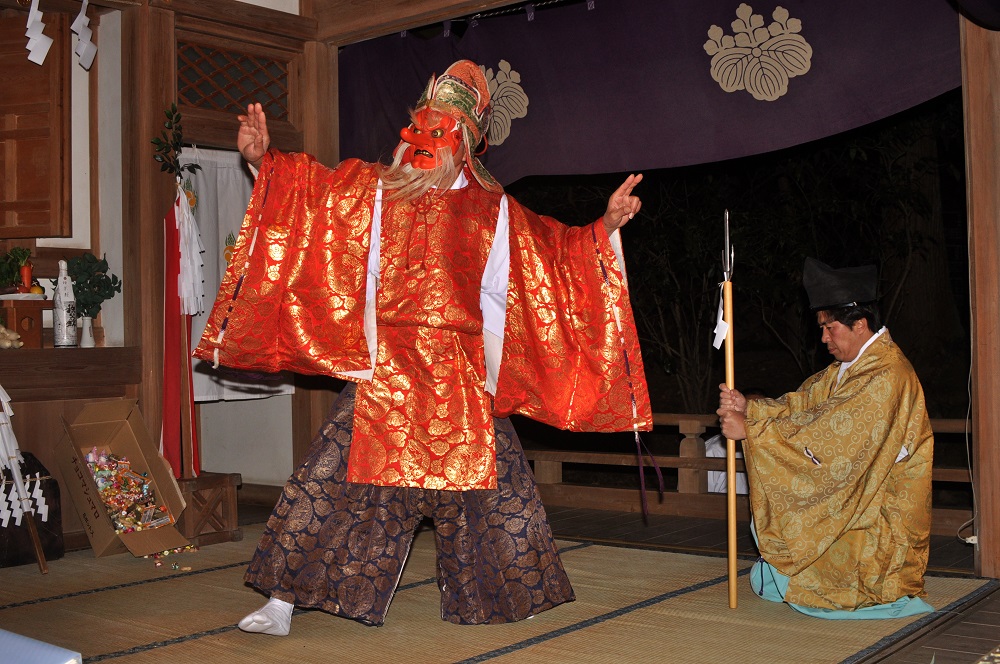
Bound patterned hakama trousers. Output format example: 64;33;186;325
244;384;575;626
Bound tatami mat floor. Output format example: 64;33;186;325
1;495;990;663
235;499;996;664
1;516;994;664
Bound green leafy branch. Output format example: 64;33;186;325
67;252;123;319
151;104;202;176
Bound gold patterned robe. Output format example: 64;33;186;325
193;150;652;491
743;331;933;610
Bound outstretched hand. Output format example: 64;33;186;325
237;102;270;170
602;173;643;235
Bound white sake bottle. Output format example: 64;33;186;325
52;259;77;347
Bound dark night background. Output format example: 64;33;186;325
503;89;973;506
507;89;969;420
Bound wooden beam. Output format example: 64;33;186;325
312;0;519;46
960;15;1000;578
537;484;753;522
121;4;175;440
524;448;748;473
0;347;141;402
175;16;308;53
153;0;316;41
180;105;303;154
0;0;140;12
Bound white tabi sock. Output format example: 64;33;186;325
238;597;293;636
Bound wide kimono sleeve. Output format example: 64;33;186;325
192;151;377;378
491;200;653;433
745;367;838;422
742;341;933;583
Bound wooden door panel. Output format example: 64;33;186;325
0;12;70;239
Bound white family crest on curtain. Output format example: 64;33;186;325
179;148;295;402
482;60;529;146
704;4;813;101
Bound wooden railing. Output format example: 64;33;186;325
524;415;973;538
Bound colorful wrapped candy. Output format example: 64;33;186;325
84;447;172;533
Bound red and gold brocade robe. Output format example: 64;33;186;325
193;151;652;491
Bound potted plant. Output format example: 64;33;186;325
67;252;122;347
0;247;32;293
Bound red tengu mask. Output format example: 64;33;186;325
399;108;463;170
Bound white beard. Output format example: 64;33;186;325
379;145;461;202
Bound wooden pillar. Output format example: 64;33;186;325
961;16;1000;578
120;4;175;443
299;40;339;168
677;419;707;494
289;39;340;466
532;460;563;485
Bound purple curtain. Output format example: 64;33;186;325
339;0;960;185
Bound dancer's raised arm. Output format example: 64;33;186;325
237;102;270;170
602;173;643;235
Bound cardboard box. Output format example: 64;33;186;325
55;400;190;557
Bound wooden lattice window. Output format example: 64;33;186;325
177;42;290;120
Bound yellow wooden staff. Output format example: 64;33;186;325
722;210;737;609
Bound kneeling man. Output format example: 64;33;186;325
718;258;934;619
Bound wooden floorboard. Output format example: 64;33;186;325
872;590;1000;663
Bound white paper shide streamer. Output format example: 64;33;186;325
24;0;52;65
24;0;98;69
0;384;47;530
175;179;206;316
70;0;98;70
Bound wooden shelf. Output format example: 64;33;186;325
0;346;142;402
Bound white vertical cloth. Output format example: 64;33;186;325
180;148;294;402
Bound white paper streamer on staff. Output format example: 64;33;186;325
713;212;734;349
71;0;98;70
713;285;729;349
175;178;206;316
25;0;52;66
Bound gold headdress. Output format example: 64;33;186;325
416;60;501;193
